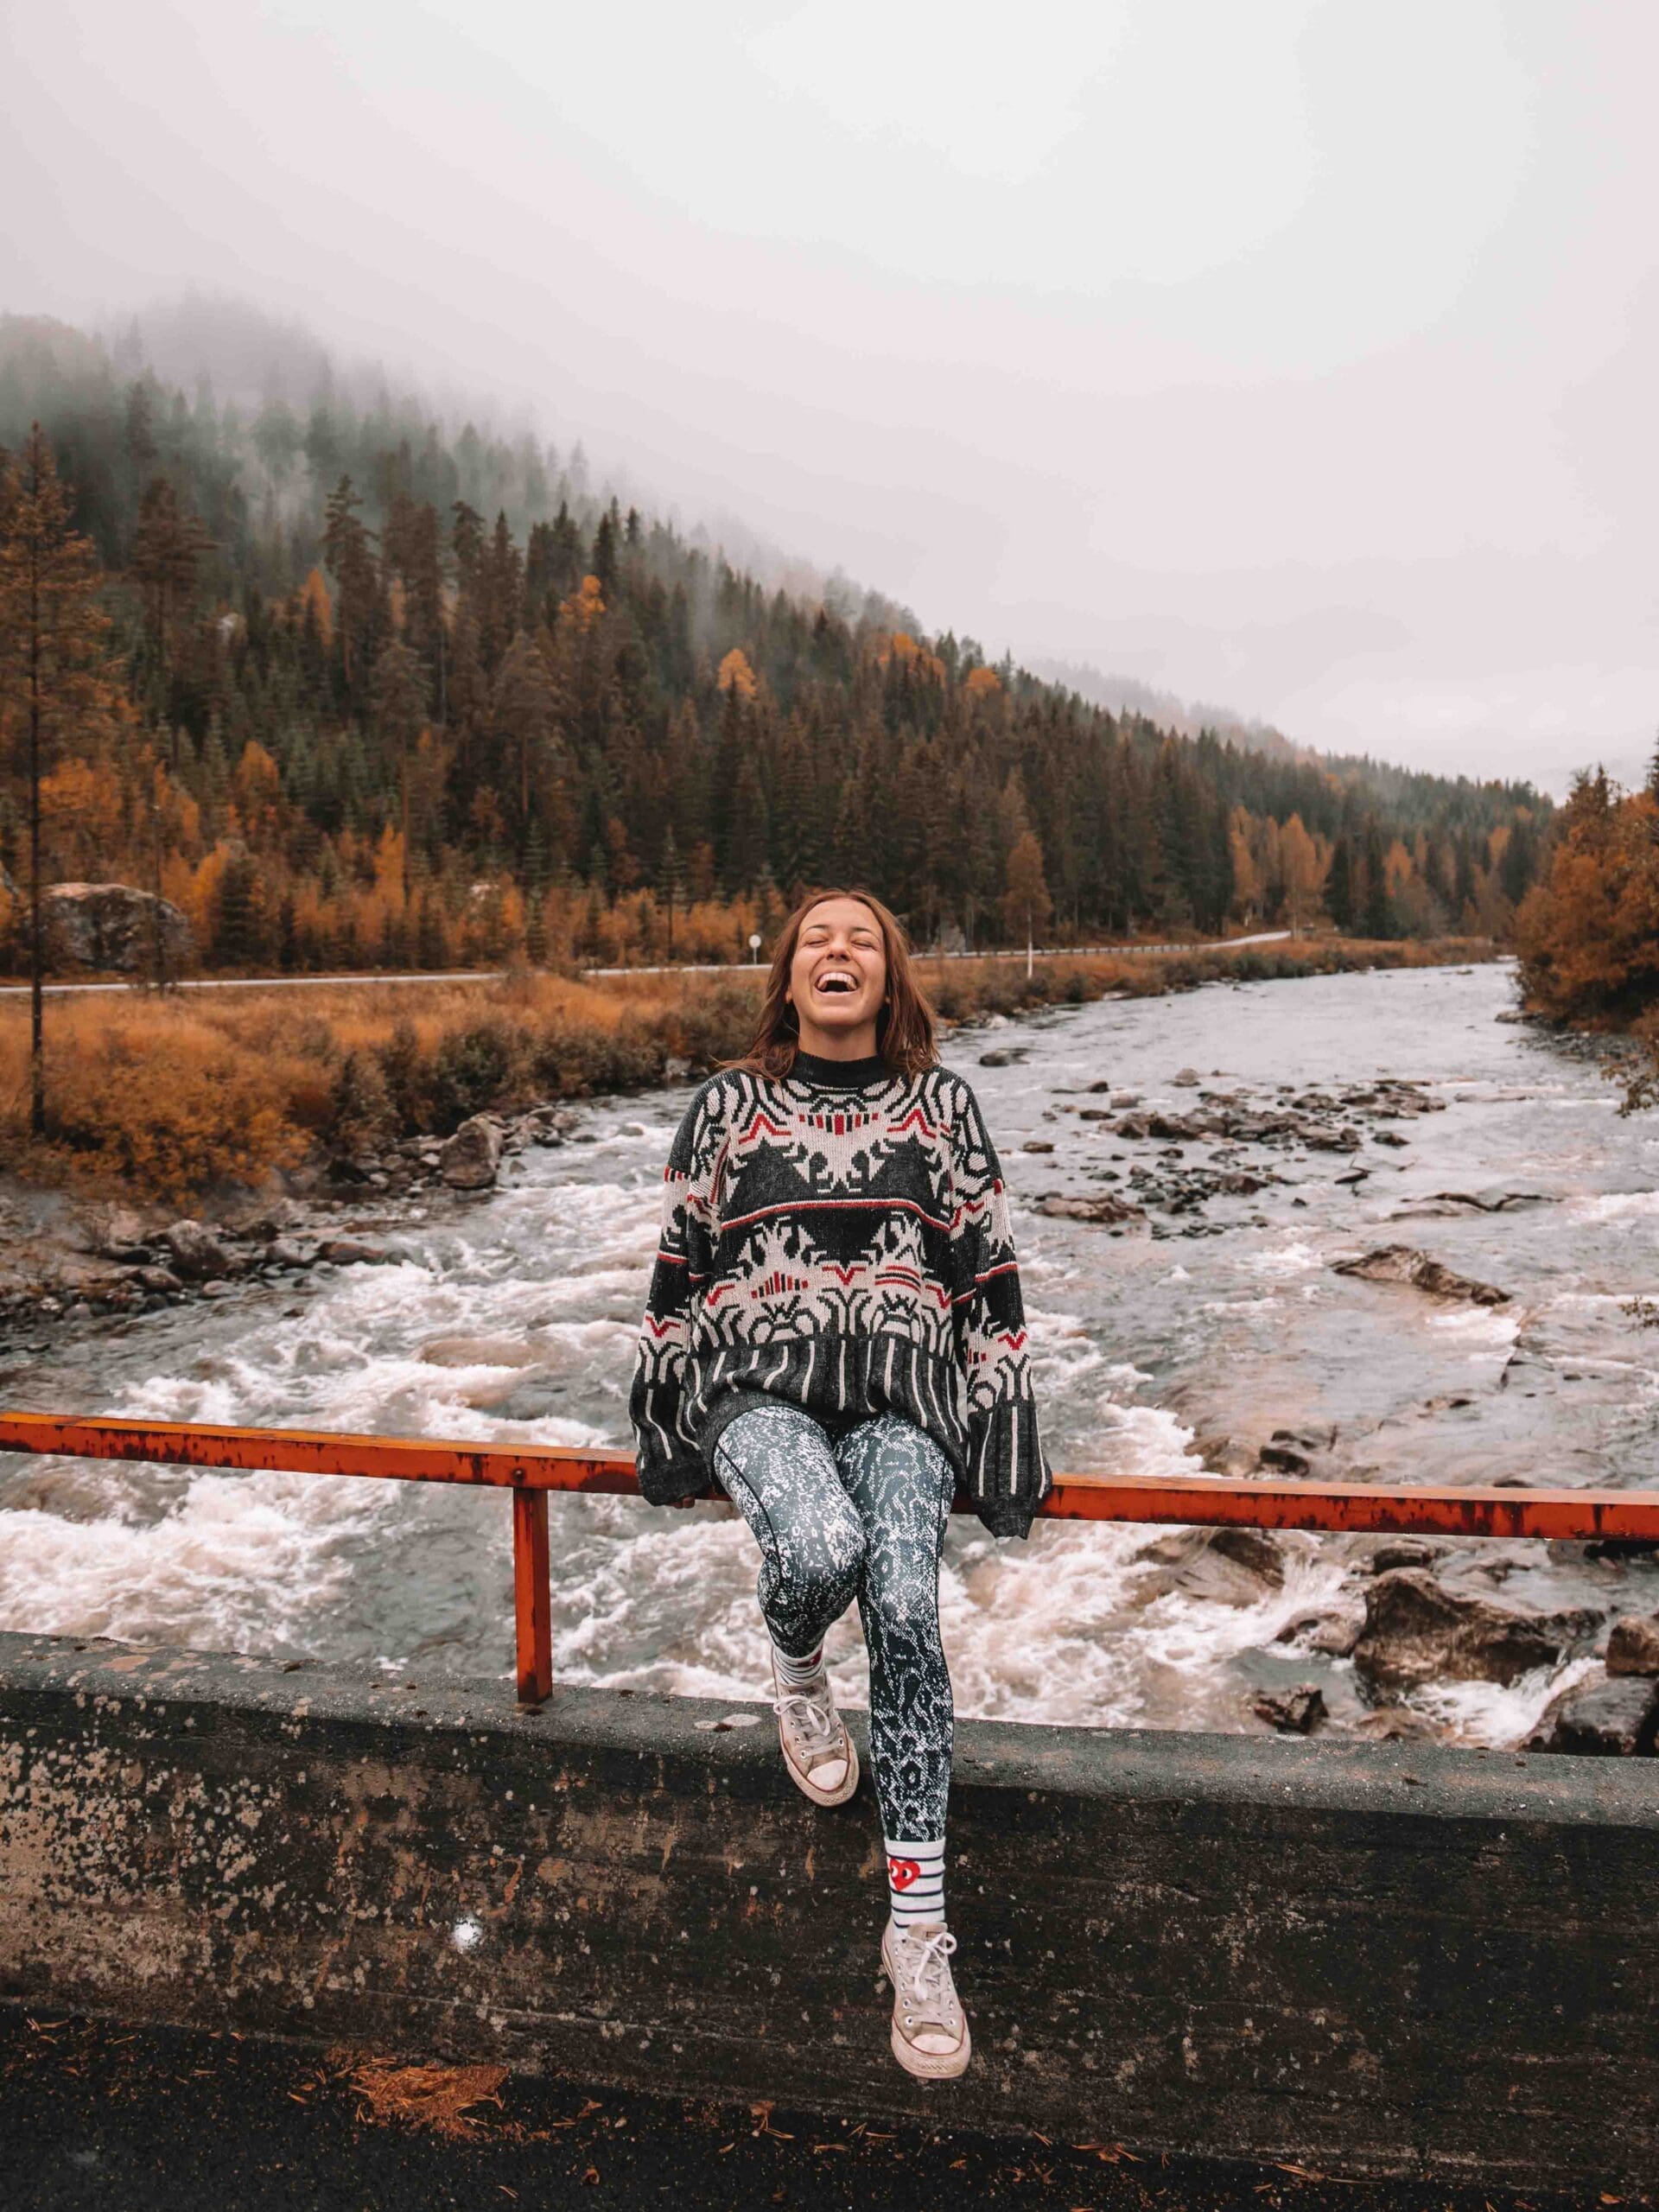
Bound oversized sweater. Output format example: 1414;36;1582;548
627;1048;1052;1539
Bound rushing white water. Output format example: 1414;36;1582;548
3;959;1658;1746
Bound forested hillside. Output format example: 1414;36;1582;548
0;314;1548;975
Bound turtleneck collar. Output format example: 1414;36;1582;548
787;1049;893;1091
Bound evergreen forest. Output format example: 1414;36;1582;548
0;314;1550;976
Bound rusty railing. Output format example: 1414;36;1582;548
3;1409;1656;1707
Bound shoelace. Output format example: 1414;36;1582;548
772;1687;837;1751
895;1927;959;2021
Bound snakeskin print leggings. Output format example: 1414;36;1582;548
712;1401;957;1840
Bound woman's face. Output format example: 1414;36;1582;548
785;897;888;1046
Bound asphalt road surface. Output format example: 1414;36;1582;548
0;2009;1627;2212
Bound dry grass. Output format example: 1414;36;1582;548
0;936;1498;1203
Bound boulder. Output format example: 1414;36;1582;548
440;1116;504;1190
1353;1567;1594;1690
44;882;193;973
162;1219;233;1281
84;1204;152;1260
319;1238;392;1267
1207;1525;1286;1585
978;1046;1030;1067
1333;1245;1510;1306
1368;1538;1440;1573
1527;1672;1659;1757
1253;1684;1325;1734
1606;1615;1659;1677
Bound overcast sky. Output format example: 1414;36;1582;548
3;1;1656;792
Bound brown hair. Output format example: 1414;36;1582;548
721;886;939;1081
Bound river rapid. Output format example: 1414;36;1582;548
3;960;1657;1746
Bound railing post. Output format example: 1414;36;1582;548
512;1482;552;1707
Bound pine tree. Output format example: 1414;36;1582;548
130;477;213;732
321;477;380;695
371;637;428;906
0;425;117;1132
1362;823;1394;939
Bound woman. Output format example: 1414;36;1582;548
628;886;1051;2081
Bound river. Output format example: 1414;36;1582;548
3;958;1656;1746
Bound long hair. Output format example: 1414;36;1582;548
722;886;939;1081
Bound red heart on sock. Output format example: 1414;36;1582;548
888;1858;921;1891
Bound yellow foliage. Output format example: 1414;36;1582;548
41;756;125;877
1515;786;1659;1020
717;646;758;701
298;566;333;644
878;632;945;683
39;1021;306;1200
963;666;1001;699
562;574;606;632
234;741;283;849
373;825;406;898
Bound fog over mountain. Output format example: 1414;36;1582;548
3;3;1656;797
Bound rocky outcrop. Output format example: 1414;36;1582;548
44;882;192;972
1353;1567;1596;1689
1333;1245;1510;1306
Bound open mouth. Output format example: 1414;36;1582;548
815;970;859;995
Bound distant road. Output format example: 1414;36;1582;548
582;930;1294;977
0;932;1293;998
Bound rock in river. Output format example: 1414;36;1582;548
1037;1192;1147;1226
1333;1245;1510;1306
1606;1614;1659;1676
1526;1670;1659;1756
1253;1683;1325;1734
161;1219;234;1281
440;1115;504;1190
1353;1567;1597;1689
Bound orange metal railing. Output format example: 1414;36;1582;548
4;1409;1657;1707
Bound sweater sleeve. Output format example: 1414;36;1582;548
948;1077;1052;1540
628;1082;722;1503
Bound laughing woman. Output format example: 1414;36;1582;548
628;886;1051;2080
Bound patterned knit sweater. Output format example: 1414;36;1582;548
628;1048;1052;1539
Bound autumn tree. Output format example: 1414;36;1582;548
1278;813;1324;932
1001;830;1052;963
0;426;117;1131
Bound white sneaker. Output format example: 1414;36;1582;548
769;1649;859;1807
880;1919;972;2080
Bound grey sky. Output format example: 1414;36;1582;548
3;1;1656;793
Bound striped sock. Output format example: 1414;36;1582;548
885;1835;946;1929
771;1637;825;1689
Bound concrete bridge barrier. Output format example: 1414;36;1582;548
1;1628;1654;2190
